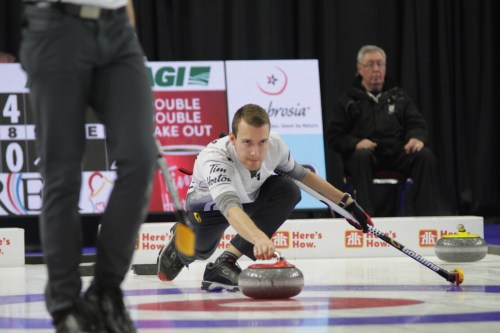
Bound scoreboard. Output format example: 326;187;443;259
0;92;41;215
0;89;117;215
0;93;111;172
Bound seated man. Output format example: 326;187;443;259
328;44;442;216
158;103;373;291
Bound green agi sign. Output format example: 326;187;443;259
147;66;211;87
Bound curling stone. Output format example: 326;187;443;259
238;252;304;299
435;224;487;262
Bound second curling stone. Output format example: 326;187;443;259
435;224;487;262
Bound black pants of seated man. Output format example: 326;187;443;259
345;147;442;217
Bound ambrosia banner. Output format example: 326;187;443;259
226;60;326;209
0;60;325;215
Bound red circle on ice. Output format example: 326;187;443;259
134;297;422;312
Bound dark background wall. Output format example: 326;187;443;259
1;0;499;227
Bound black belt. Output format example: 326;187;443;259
26;2;126;20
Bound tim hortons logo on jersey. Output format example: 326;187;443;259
272;231;290;248
345;230;364;248
419;229;438;247
206;164;231;186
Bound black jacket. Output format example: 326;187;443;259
328;75;428;158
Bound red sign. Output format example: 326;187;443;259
149;91;228;212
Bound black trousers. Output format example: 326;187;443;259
184;176;301;262
345;147;440;216
20;5;157;316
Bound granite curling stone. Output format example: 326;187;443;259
238;252;304;299
435;224;487;262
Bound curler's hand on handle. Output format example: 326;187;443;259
344;201;374;233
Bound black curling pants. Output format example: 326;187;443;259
185;175;301;262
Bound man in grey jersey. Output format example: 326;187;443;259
158;103;373;291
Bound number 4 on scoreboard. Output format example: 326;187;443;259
2;94;21;124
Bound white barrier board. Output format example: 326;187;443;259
0;228;25;267
131;216;483;264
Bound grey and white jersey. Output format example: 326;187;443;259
186;132;304;215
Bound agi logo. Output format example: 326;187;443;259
148;66;211;87
188;67;211;86
345;230;364;248
256;66;288;96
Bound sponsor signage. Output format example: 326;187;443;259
147;61;225;91
131;216;484;264
0;60;326;215
149;61;227;212
225;60;326;209
225;60;323;135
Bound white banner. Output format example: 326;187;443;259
0;228;25;267
131;216;484;264
0;64;28;93
225;60;323;135
225;60;326;209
